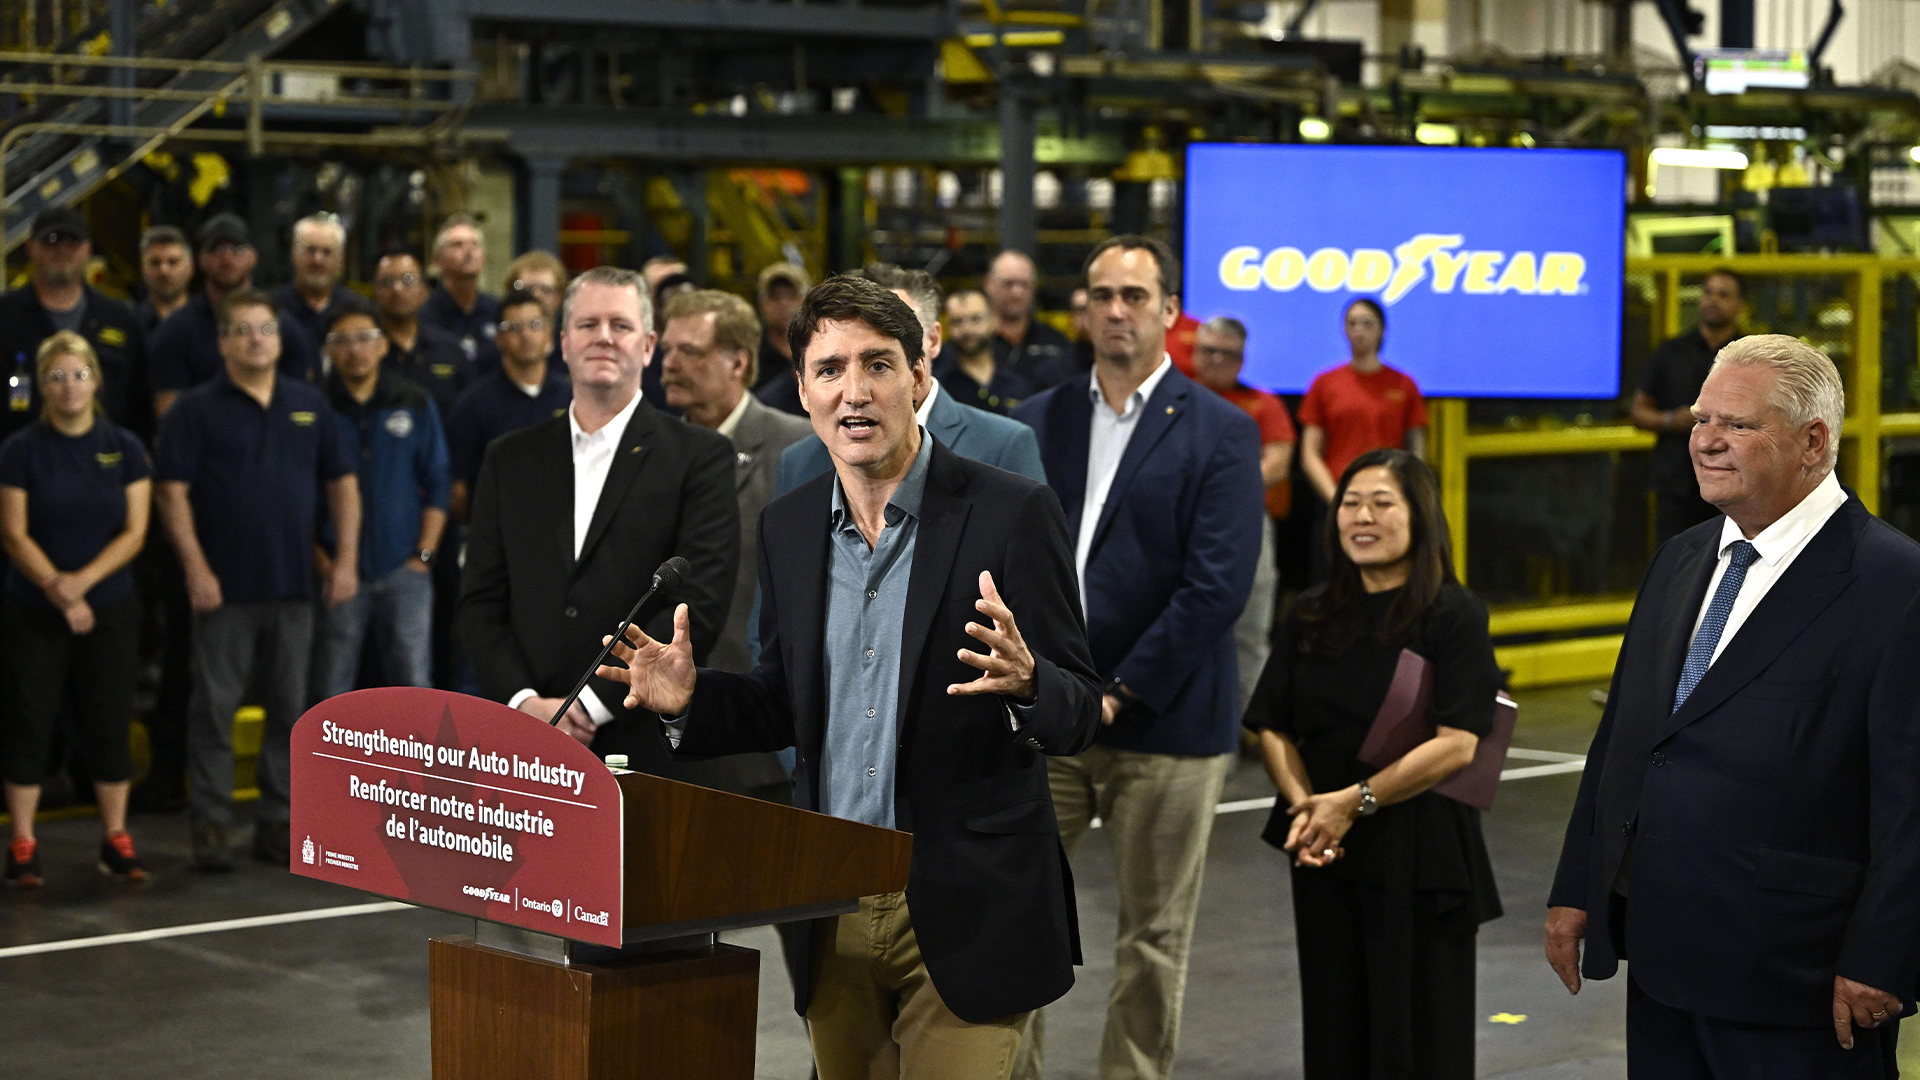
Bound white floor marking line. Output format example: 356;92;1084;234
1087;749;1588;828
0;900;411;960
1499;760;1590;780
7;752;1594;951
1504;748;1586;764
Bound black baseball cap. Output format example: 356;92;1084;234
198;212;252;249
29;207;88;244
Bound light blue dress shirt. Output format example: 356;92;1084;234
817;431;933;829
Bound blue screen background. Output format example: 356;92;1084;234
1182;144;1626;398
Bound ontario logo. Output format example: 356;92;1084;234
1216;234;1587;302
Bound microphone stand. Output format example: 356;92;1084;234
548;571;678;728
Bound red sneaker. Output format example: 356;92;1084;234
98;831;147;882
6;837;41;889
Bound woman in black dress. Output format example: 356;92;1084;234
1244;447;1501;1079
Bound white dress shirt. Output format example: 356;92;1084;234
916;378;940;426
1075;357;1173;606
715;390;753;440
507;388;645;727
1689;470;1846;668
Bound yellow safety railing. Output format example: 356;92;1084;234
1435;253;1920;686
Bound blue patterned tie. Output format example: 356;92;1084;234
1673;540;1759;713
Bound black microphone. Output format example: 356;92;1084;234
548;557;693;728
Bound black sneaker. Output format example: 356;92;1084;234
191;819;233;873
252;821;290;867
98;831;148;882
5;838;41;889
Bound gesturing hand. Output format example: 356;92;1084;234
1834;976;1904;1049
597;602;697;716
948;571;1037;703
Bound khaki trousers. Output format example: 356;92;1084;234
1013;745;1233;1080
809;891;1032;1080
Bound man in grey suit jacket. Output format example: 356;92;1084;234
662;290;814;671
659;289;811;802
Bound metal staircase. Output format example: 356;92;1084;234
1;0;346;253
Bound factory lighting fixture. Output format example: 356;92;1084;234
1649;147;1750;170
1298;117;1331;141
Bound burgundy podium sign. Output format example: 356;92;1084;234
290;688;624;947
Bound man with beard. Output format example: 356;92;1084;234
446;289;571;523
271;213;360;359
935;288;1035;416
373;250;474;418
0;207;148;443
150;213;320;417
134;225;193;337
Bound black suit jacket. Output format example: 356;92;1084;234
459;398;739;775
676;439;1103;1023
1550;496;1920;1026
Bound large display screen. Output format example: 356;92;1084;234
1183;144;1625;398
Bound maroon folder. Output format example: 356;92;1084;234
1356;648;1518;812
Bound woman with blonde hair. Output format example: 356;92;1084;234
0;331;152;887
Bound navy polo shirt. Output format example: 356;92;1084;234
153;372;354;603
148;291;322;393
271;282;363;365
420;285;500;375
0;419;151;609
325;370;450;579
445;369;572;490
383;325;474;418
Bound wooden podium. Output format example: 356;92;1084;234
285;688;911;1080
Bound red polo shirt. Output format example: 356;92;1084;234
1298;362;1427;482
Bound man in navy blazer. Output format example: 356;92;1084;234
599;275;1101;1079
1547;335;1920;1077
1009;236;1265;1080
759;264;1047;663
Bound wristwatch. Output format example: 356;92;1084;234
416;548;435;566
1355;780;1378;817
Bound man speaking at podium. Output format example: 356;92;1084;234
601;275;1102;1080
459;266;737;774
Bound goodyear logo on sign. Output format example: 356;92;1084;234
1216;235;1587;302
1181;144;1625;398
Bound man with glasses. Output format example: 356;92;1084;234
445;289;571;524
420;214;501;375
501;250;569;380
0;207;149;443
153;289;359;871
1189;316;1294;715
271;213;359;358
318;301;448;698
985;249;1074;391
150;213;320;417
372;249;474;417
